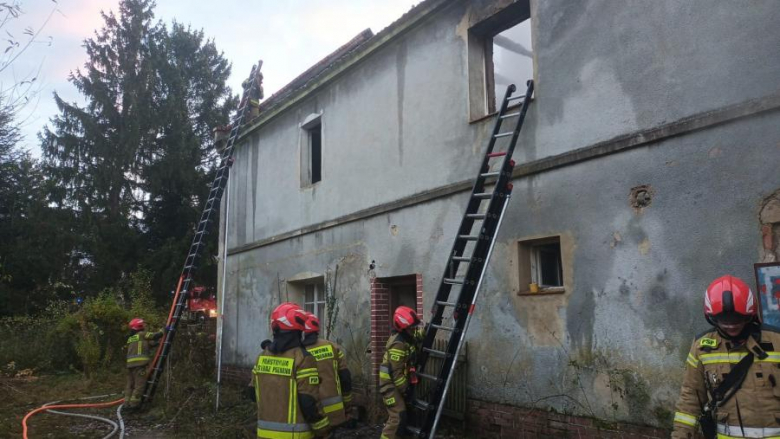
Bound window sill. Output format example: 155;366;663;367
300;181;322;190
516;287;565;296
468;99;532;125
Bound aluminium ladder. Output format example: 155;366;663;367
407;80;535;439
140;61;263;406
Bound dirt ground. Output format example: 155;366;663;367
1;371;471;438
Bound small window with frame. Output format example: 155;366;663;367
517;236;565;295
303;282;326;323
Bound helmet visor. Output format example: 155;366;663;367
711;311;752;326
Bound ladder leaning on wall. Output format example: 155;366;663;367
407;80;535;439
139;61;263;407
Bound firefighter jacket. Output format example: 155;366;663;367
253;333;329;439
125;330;161;368
379;331;417;397
303;336;353;427
673;325;780;439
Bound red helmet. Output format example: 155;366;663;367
129;318;145;331
303;312;320;334
393;306;420;331
704;275;757;325
271;302;307;331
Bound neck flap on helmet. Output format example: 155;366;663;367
270;329;302;353
302;332;319;346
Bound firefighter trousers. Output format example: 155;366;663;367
381;388;409;439
124;366;147;408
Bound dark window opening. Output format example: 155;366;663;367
535;242;563;287
309;124;321;184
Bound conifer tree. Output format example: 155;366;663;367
42;0;235;299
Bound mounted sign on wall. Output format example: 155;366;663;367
755;262;780;326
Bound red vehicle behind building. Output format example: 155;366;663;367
185;286;217;323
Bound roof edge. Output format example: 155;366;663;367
238;0;453;141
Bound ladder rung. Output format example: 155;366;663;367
458;235;479;241
480;171;500;178
423;347;449;358
451;256;471;262
507;95;525;101
494;132;513;138
412;399;432;411
406;426;423;436
431;324;456;332
487;152;506;158
500;112;520;119
443;278;464;285
473;192;492;199
436;300;457;307
466;214;486;220
416;372;440;382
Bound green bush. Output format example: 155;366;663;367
0;268;166;375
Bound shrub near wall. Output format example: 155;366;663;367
0;270;165;376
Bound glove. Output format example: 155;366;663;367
260;339;272;350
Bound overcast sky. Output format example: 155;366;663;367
3;0;420;157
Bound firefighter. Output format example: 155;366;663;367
253;302;330;439
673;275;780;439
301;312;354;429
380;306;422;439
124;318;162;409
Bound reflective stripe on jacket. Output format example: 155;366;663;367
253;346;329;439
672;326;780;439
126;331;159;368
379;332;416;396
305;339;349;427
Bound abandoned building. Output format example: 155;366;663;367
216;0;780;436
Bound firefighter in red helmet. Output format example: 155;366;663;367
124;318;162;409
380;306;423;439
673;275;780;439
252;303;330;438
301;312;354;431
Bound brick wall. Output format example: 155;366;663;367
370;275;425;384
416;273;424;316
370;278;391;382
464;399;669;439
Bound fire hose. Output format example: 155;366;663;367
22;394;125;439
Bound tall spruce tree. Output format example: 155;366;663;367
141;22;236;296
42;0;235;300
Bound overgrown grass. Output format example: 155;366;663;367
0;269;165;376
0;266;258;438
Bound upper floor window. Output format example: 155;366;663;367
468;1;533;119
487;19;533;113
300;113;322;187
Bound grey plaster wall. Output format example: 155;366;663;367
222;109;779;425
220;0;780;427
528;0;780;160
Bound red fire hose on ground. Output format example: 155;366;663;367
22;394;125;439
